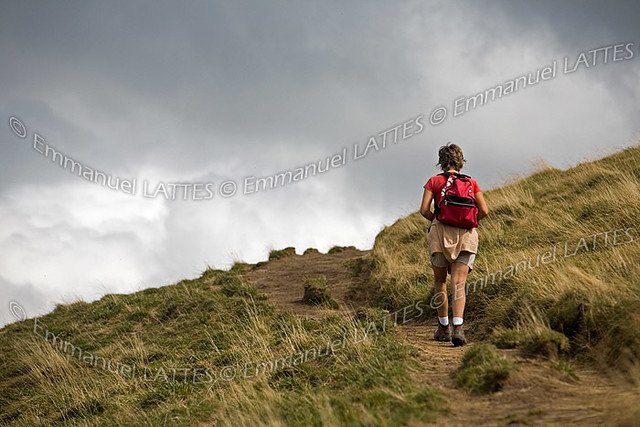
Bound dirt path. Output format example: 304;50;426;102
242;247;372;318
399;324;636;426
242;248;639;426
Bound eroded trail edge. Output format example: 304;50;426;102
241;248;638;426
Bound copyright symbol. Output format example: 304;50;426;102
430;292;446;309
9;117;27;138
429;106;447;126
219;180;237;198
9;301;27;321
219;365;236;381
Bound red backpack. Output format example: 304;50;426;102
434;172;478;229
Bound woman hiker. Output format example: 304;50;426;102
419;143;489;346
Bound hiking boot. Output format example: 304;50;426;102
451;324;467;346
434;322;451;342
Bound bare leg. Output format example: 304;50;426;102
431;265;448;318
450;262;469;320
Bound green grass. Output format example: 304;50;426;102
328;245;356;254
0;268;443;426
491;319;570;360
547;360;579;380
268;246;297;260
347;257;369;277
456;344;516;393
303;277;340;309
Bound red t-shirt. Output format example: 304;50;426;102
424;173;481;207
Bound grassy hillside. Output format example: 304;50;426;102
370;145;640;368
0;269;443;425
2;145;640;425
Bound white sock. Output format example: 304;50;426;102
438;316;449;326
452;317;464;326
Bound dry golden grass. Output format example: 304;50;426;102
369;144;640;372
0;271;443;425
3;145;640;425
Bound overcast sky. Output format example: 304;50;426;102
2;0;640;326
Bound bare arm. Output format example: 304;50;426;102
475;191;489;220
420;188;435;221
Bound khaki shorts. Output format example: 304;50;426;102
430;251;475;273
